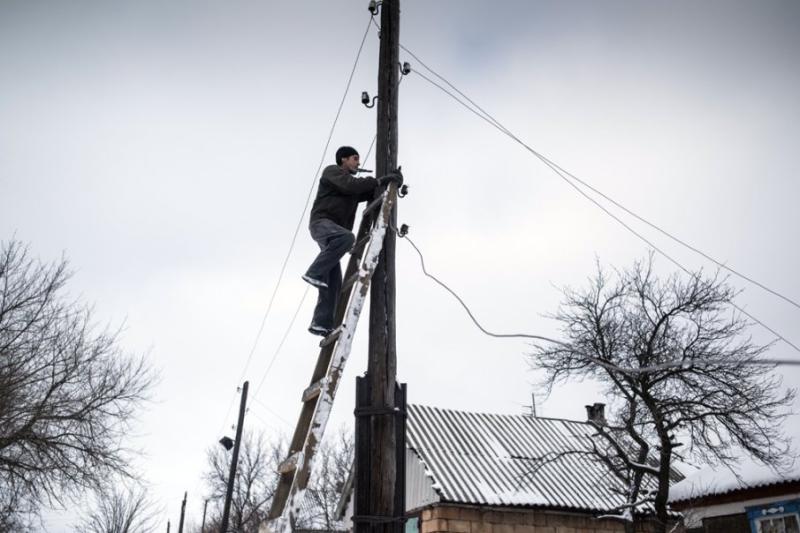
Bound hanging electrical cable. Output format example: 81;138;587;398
233;15;375;389
247;58;406;407
396;228;800;373
199;13;377;497
251;287;308;400
400;43;799;312
400;47;800;353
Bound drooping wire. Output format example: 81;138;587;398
402;44;799;312
197;14;375;498
403;42;800;312
233;15;374;389
188;386;238;500
250;397;293;428
402;48;800;353
398;229;800;372
246;45;406;407
251;286;309;400
248;97;382;406
246;409;275;430
401;232;560;344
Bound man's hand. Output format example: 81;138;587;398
378;169;403;187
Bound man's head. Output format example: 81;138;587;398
335;146;360;174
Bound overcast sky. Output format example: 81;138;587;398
2;1;799;530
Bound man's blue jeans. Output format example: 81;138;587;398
305;218;355;329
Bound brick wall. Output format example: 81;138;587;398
418;504;671;533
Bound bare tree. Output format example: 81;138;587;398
529;256;795;533
303;426;354;531
0;239;157;524
529;402;672;533
199;426;353;532
76;483;162;533
203;430;284;533
0;481;37;532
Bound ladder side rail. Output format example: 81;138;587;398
268;207;379;521
284;203;378;456
308;210;375;383
280;189;396;531
267;190;393;522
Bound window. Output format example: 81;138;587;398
747;500;800;533
755;513;800;533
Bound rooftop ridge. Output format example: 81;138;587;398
408;402;594;426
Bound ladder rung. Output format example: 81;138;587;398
319;326;342;348
362;195;384;217
350;235;370;256
341;272;360;294
268;188;396;522
278;452;302;474
302;378;326;403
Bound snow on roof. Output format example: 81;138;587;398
670;418;800;503
407;404;667;513
669;458;800;503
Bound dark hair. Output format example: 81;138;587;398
335;146;359;165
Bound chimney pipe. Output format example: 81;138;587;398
585;402;606;425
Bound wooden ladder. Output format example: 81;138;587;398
266;184;397;530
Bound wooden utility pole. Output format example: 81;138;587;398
220;381;249;533
201;498;209;532
178;491;187;533
359;0;404;531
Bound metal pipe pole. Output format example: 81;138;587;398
178;491;187;533
220;381;249;533
201;498;209;532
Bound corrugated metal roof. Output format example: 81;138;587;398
406;404;648;513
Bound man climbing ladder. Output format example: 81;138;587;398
268;160;404;528
303;145;402;336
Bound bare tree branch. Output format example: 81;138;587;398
75;482;162;533
197;426;353;533
529;254;795;533
0;239;157;525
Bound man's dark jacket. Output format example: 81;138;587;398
310;165;378;231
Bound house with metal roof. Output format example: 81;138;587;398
669;456;800;533
338;403;682;533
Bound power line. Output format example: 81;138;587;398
246;409;273;429
401;44;800;312
398;230;800;373
250;397;294;428
197;13;375;500
402;49;800;353
401;232;559;344
246;48;397;408
252;287;309;400
215;389;240;438
188;385;239;501
234;15;374;389
249;102;384;406
249;124;383;402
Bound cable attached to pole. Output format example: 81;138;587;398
201;14;377;498
395;226;800;373
401;46;800;352
234;15;375;387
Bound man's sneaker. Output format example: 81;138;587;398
308;324;333;337
302;273;328;289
